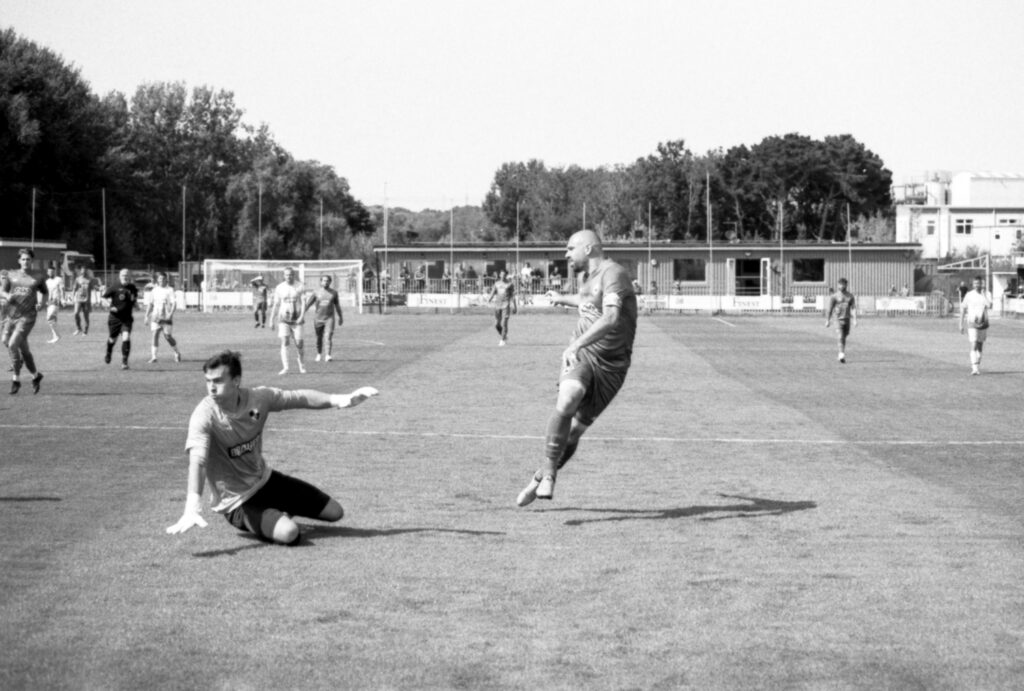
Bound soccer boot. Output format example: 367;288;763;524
174;351;181;363
516;473;543;507
535;475;556;500
31;373;43;394
9;380;20;395
104;352;111;364
121;361;130;370
315;353;321;362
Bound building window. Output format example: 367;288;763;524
998;218;1019;225
792;258;825;282
955;219;973;235
926;221;935;236
673;258;706;282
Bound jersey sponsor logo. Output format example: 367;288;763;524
228;434;260;458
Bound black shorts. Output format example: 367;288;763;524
108;315;133;338
224;470;332;540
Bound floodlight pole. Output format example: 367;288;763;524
257;182;263;260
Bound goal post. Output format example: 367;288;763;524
201;259;364;313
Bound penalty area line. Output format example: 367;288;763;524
711;316;736;327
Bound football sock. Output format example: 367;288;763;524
166;335;177;348
543;413;572;477
121;341;131;361
558;440;578;471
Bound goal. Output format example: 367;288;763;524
201;259;364;313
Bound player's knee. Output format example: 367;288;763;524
319;498;344;522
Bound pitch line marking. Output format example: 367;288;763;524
1;423;1022;446
712;317;736;327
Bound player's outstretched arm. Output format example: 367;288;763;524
166;454;209;535
279;387;380;410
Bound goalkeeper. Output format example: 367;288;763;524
166;350;378;545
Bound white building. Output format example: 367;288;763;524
894;171;1024;259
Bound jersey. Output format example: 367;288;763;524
104;282;139;321
962;290;992;329
490;278;515;309
574;259;638;370
827;290;856;322
273;281;305;325
307;287;341;324
185;386;311;513
252;283;268;305
5;269;47;323
148;285;176;322
73;275;95;303
45;277;63;306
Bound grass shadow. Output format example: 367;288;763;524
558;493;817;526
0;496;62;502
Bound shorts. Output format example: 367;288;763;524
967;327;988;344
108;315;133;339
6;317;35;346
74;300;91;314
314;318;337;333
46;305;59;322
277;321;304;341
559;350;631;427
835;320;851;338
150;318;173;334
224;470;332;541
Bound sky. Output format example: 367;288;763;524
3;0;1023;211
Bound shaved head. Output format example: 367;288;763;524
565;229;604;273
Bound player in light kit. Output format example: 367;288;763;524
72;265;97;335
102;268;139;369
144;271;181;363
270;267;307;375
43;266;64;344
486;269;518;346
959;275;992;375
166;350;379;545
825;278;857;363
1;249;47;395
303;275;343;362
517;230;638;505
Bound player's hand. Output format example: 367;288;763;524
166;511;208;535
561;346;579;370
331;386;379;409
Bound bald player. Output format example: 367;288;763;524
517;229;638;505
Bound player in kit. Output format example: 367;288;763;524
72;266;97;335
102;268;139;369
250;276;269;328
959;275;992;376
166;350;379;545
44;266;64;344
517;230;638;505
144;271;181;363
270;267;307;375
825;278;857;363
486;269;518;346
1;249;47;395
303;275;343;362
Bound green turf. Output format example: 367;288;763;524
2;310;1024;689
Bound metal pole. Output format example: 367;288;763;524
182;185;187;264
31;187;36;249
319;198;324;257
102;188;107;279
257;182;262;260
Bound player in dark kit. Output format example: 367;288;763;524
517;229;638;505
303;275;344;362
250;276;269;328
486;269;518;346
103;268;140;369
1;248;47;395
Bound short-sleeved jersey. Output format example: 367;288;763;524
45;277;63;306
73;275;95;303
307;287;341;324
252;283;268;305
574;259;637;370
148;285;176;322
104;282;139;320
490;278;515;309
827;290;856;322
5;269;47;322
186;386;309;513
962;290;992;329
273;281;305;324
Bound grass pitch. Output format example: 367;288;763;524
2;309;1024;689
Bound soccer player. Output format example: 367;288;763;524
303;275;343;362
165;350;379;545
1;249;47;395
486;269;518;346
71;266;97;335
270;267;307;375
251;276;269;328
102;268;139;370
517;229;638;505
959;275;992;376
43;266;64;343
144;271;181;363
825;278;857;363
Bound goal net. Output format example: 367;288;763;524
201;259;364;313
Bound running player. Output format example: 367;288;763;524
825;278;857;363
145;271;181;363
517;229;638;505
2;249;47;395
270;267;307;375
72;266;97;335
486;269;518;346
102;268;139;369
959;275;992;376
251;276;269;328
43;266;64;343
303;275;343;362
166;349;379;545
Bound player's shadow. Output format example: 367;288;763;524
0;496;62;502
557;493;817;526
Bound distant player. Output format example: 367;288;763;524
102;268;139;369
270;267;307;375
72;266;97;335
959;275;992;376
517;230;638;505
303;275;343;362
145;271;181;363
44;266;64;344
2;249;47;395
825;278;857;363
251;276;269;328
166;349;379;545
487;269;518;346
